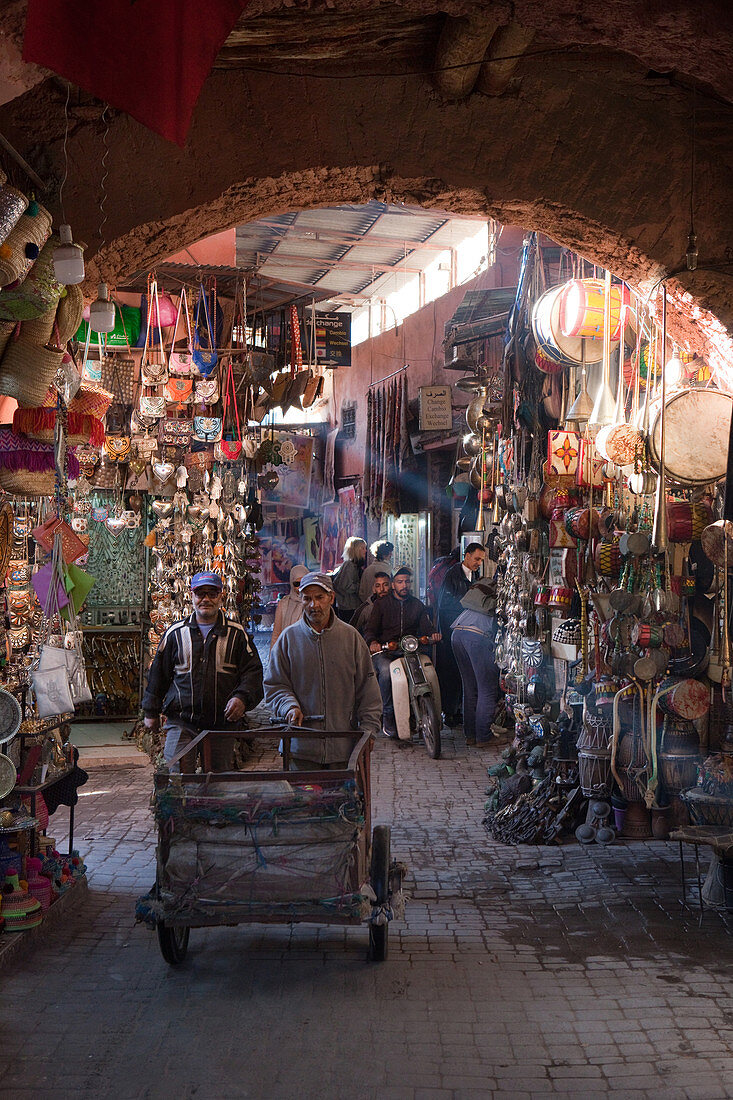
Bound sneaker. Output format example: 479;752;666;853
382;728;398;740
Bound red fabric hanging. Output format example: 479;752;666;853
23;0;249;147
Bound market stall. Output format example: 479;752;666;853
447;235;733;880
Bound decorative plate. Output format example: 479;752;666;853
0;752;17;800
0;687;22;745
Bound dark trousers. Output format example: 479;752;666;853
372;652;397;733
436;634;462;718
451;629;499;743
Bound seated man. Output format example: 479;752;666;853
363;567;440;739
350;570;391;637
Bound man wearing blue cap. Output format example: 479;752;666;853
142;571;264;771
265;571;382;769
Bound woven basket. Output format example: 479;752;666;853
0;319;16;359
0;467;56;496
0;232;63;321
21;302;56;344
0;336;65;406
0;202;52;288
681;788;733;827
0;183;28;247
55;284;84;345
41;381;113;420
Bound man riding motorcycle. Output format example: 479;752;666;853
363;567;440;739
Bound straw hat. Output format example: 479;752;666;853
0;201;52;288
0;232;63;321
0;336;65;407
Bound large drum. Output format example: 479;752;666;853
559;278;632;342
531;284;604;367
578;747;612;798
648;388;733;486
658;678;710;721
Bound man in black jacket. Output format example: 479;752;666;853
350;570;391;637
435;542;486;726
142;571;264;770
364;567;440;738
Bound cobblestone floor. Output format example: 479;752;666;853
2;727;732;1100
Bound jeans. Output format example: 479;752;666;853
372;653;397;733
436;634;462;718
450;629;499;744
163;722;235;772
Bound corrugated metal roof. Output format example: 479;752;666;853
235;201;486;307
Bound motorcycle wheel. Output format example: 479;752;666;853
368;825;391;962
417;695;441;759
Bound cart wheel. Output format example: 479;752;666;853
368;825;390;962
157;922;190;965
417;695;441;759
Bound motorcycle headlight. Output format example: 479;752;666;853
401;634;419;653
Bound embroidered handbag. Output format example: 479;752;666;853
170;350;193;376
194;376;219;404
193;416;222;443
139;388;166;419
140;277;169;384
159;417;193;447
216;358;242;461
103;435;132;462
130;408;158;433
166;376;194;407
192;283;217;377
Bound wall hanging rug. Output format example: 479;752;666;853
363;371;414;521
0;429;80;495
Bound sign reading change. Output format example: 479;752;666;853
306;311;351;368
419;385;453;431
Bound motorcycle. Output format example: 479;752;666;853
381;635;442;759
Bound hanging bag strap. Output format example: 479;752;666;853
142;277;168;368
220;359;242;458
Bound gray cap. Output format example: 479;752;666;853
299;571;334;593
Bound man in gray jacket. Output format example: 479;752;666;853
264;572;383;769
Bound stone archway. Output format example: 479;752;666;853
0;5;732;363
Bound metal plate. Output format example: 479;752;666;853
0;752;17;800
0;687;22;745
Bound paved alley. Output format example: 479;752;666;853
2;730;732;1100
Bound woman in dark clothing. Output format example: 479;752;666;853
332;536;367;621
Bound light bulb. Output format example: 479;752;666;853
53;224;85;285
89;282;116;333
685;230;698;271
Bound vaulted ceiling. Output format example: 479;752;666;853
0;1;731;360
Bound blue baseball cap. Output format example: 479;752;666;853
191;571;223;591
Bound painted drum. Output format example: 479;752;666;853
658;677;710;721
595;534;621;578
648;388;733;486
531;284;604;367
558;277;632;342
665;500;714;543
548;585;573;609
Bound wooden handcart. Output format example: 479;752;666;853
147;726;403;965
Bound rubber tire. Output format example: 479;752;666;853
417;695;442;759
157;922;190;965
368;825;390;962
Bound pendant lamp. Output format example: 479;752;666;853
53;224;85;284
89;283;115;333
